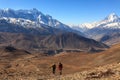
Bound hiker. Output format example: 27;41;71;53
51;64;56;74
58;62;63;75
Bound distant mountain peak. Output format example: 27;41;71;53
1;8;14;13
4;8;13;11
30;8;40;13
109;13;117;17
104;13;120;22
32;8;38;11
70;13;120;33
0;8;74;32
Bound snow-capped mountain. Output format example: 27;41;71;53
86;13;120;34
70;13;120;45
70;13;120;32
94;13;120;29
0;8;108;53
0;8;71;30
87;13;120;45
104;13;120;22
69;23;96;32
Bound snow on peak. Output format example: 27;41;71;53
31;8;38;12
104;13;120;22
4;8;10;11
70;13;120;32
0;8;71;30
46;15;52;20
108;13;118;18
3;8;14;12
69;22;97;32
80;23;97;29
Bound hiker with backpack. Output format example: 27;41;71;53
51;64;56;75
58;62;63;75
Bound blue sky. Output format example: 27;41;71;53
0;0;120;24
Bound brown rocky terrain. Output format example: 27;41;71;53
0;32;108;54
0;43;119;80
41;32;108;51
49;63;120;80
101;33;120;46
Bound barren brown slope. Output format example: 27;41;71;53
0;44;119;80
97;32;120;45
39;43;120;75
0;46;31;59
0;32;108;54
49;63;120;80
41;32;108;51
53;43;120;73
98;32;120;45
0;32;46;52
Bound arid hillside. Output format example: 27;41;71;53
49;63;120;80
0;32;108;54
0;43;120;80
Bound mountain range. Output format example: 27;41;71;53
0;8;120;80
70;13;120;45
0;8;108;54
0;8;71;30
0;8;85;36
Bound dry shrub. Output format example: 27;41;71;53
85;69;115;80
